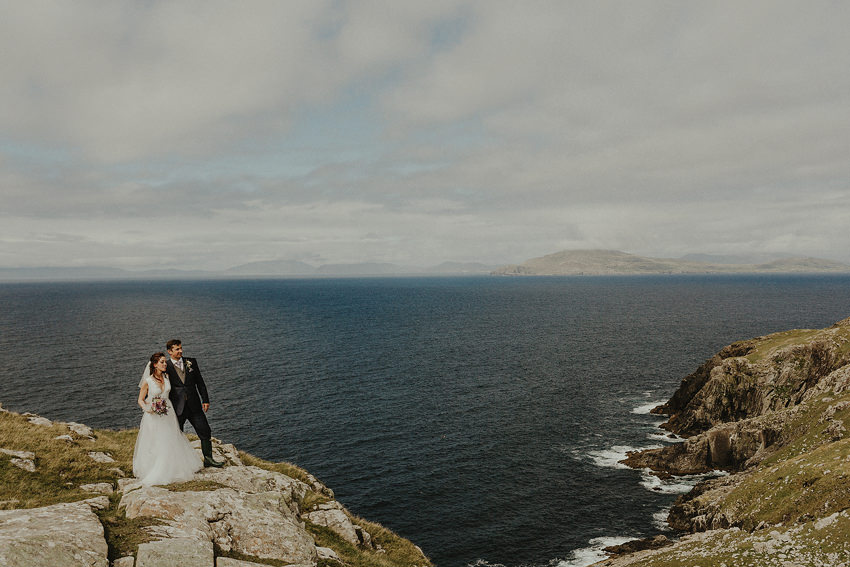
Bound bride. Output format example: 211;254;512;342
133;351;202;485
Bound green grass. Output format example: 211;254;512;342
620;512;850;567
713;392;850;528
742;326;850;366
95;491;165;562
744;329;822;363
670;389;850;531
164;479;229;492
0;411;167;562
238;450;317;486
306;516;432;567
0;410;134;509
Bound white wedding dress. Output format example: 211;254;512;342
133;373;202;486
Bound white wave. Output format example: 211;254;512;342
646;431;685;444
653;506;672;531
555;536;635;567
586;445;661;469
639;469;728;494
631;401;666;415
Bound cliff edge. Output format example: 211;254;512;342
601;316;850;566
0;407;431;567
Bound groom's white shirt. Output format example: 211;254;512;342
171;357;184;370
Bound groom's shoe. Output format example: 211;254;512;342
201;439;224;468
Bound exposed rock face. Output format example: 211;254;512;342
120;464;318;566
622;407;792;474
317;546;344;563
606;317;850;566
136;537;214;567
88;451;116;463
661;320;850;436
626;322;850;478
305;500;375;548
603;535;672;556
0;497;109;567
0;448;36;472
80;482;114;495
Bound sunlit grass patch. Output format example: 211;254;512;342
0;410;135;509
623;512;850;567
744;329;822;363
715;394;850;527
306;517;432;567
348;513;433;567
96;491;165;562
164;479;229;492
238;450;315;485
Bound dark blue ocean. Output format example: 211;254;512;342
1;275;849;566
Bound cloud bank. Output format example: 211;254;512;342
1;1;848;269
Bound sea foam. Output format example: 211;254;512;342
631;401;666;415
555;536;636;567
585;445;661;469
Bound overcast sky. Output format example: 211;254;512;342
1;1;848;270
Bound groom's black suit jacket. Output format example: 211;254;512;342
166;357;210;417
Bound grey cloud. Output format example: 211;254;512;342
1;1;849;269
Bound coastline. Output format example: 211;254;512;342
585;316;850;566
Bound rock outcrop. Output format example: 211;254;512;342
120;463;319;566
625;319;850;476
600;316;850;566
0;408;430;567
0;497;110;567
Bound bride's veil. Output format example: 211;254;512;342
139;362;152;388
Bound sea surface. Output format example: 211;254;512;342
2;275;850;566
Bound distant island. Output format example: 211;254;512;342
492;249;850;276
0;261;501;282
3;250;850;282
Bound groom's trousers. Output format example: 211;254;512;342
177;410;212;441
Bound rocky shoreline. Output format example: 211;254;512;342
0;407;430;567
595;316;850;566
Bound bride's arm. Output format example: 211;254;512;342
137;382;150;412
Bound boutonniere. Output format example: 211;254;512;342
185;360;193;371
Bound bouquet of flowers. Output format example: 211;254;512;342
150;396;168;415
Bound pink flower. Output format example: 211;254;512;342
150;396;168;415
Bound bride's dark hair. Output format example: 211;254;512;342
150;352;167;372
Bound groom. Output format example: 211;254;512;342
166;339;224;468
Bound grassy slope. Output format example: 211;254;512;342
0;410;135;509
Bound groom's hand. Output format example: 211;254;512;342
202;403;210;412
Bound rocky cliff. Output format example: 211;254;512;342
0;406;430;567
600;316;850;566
